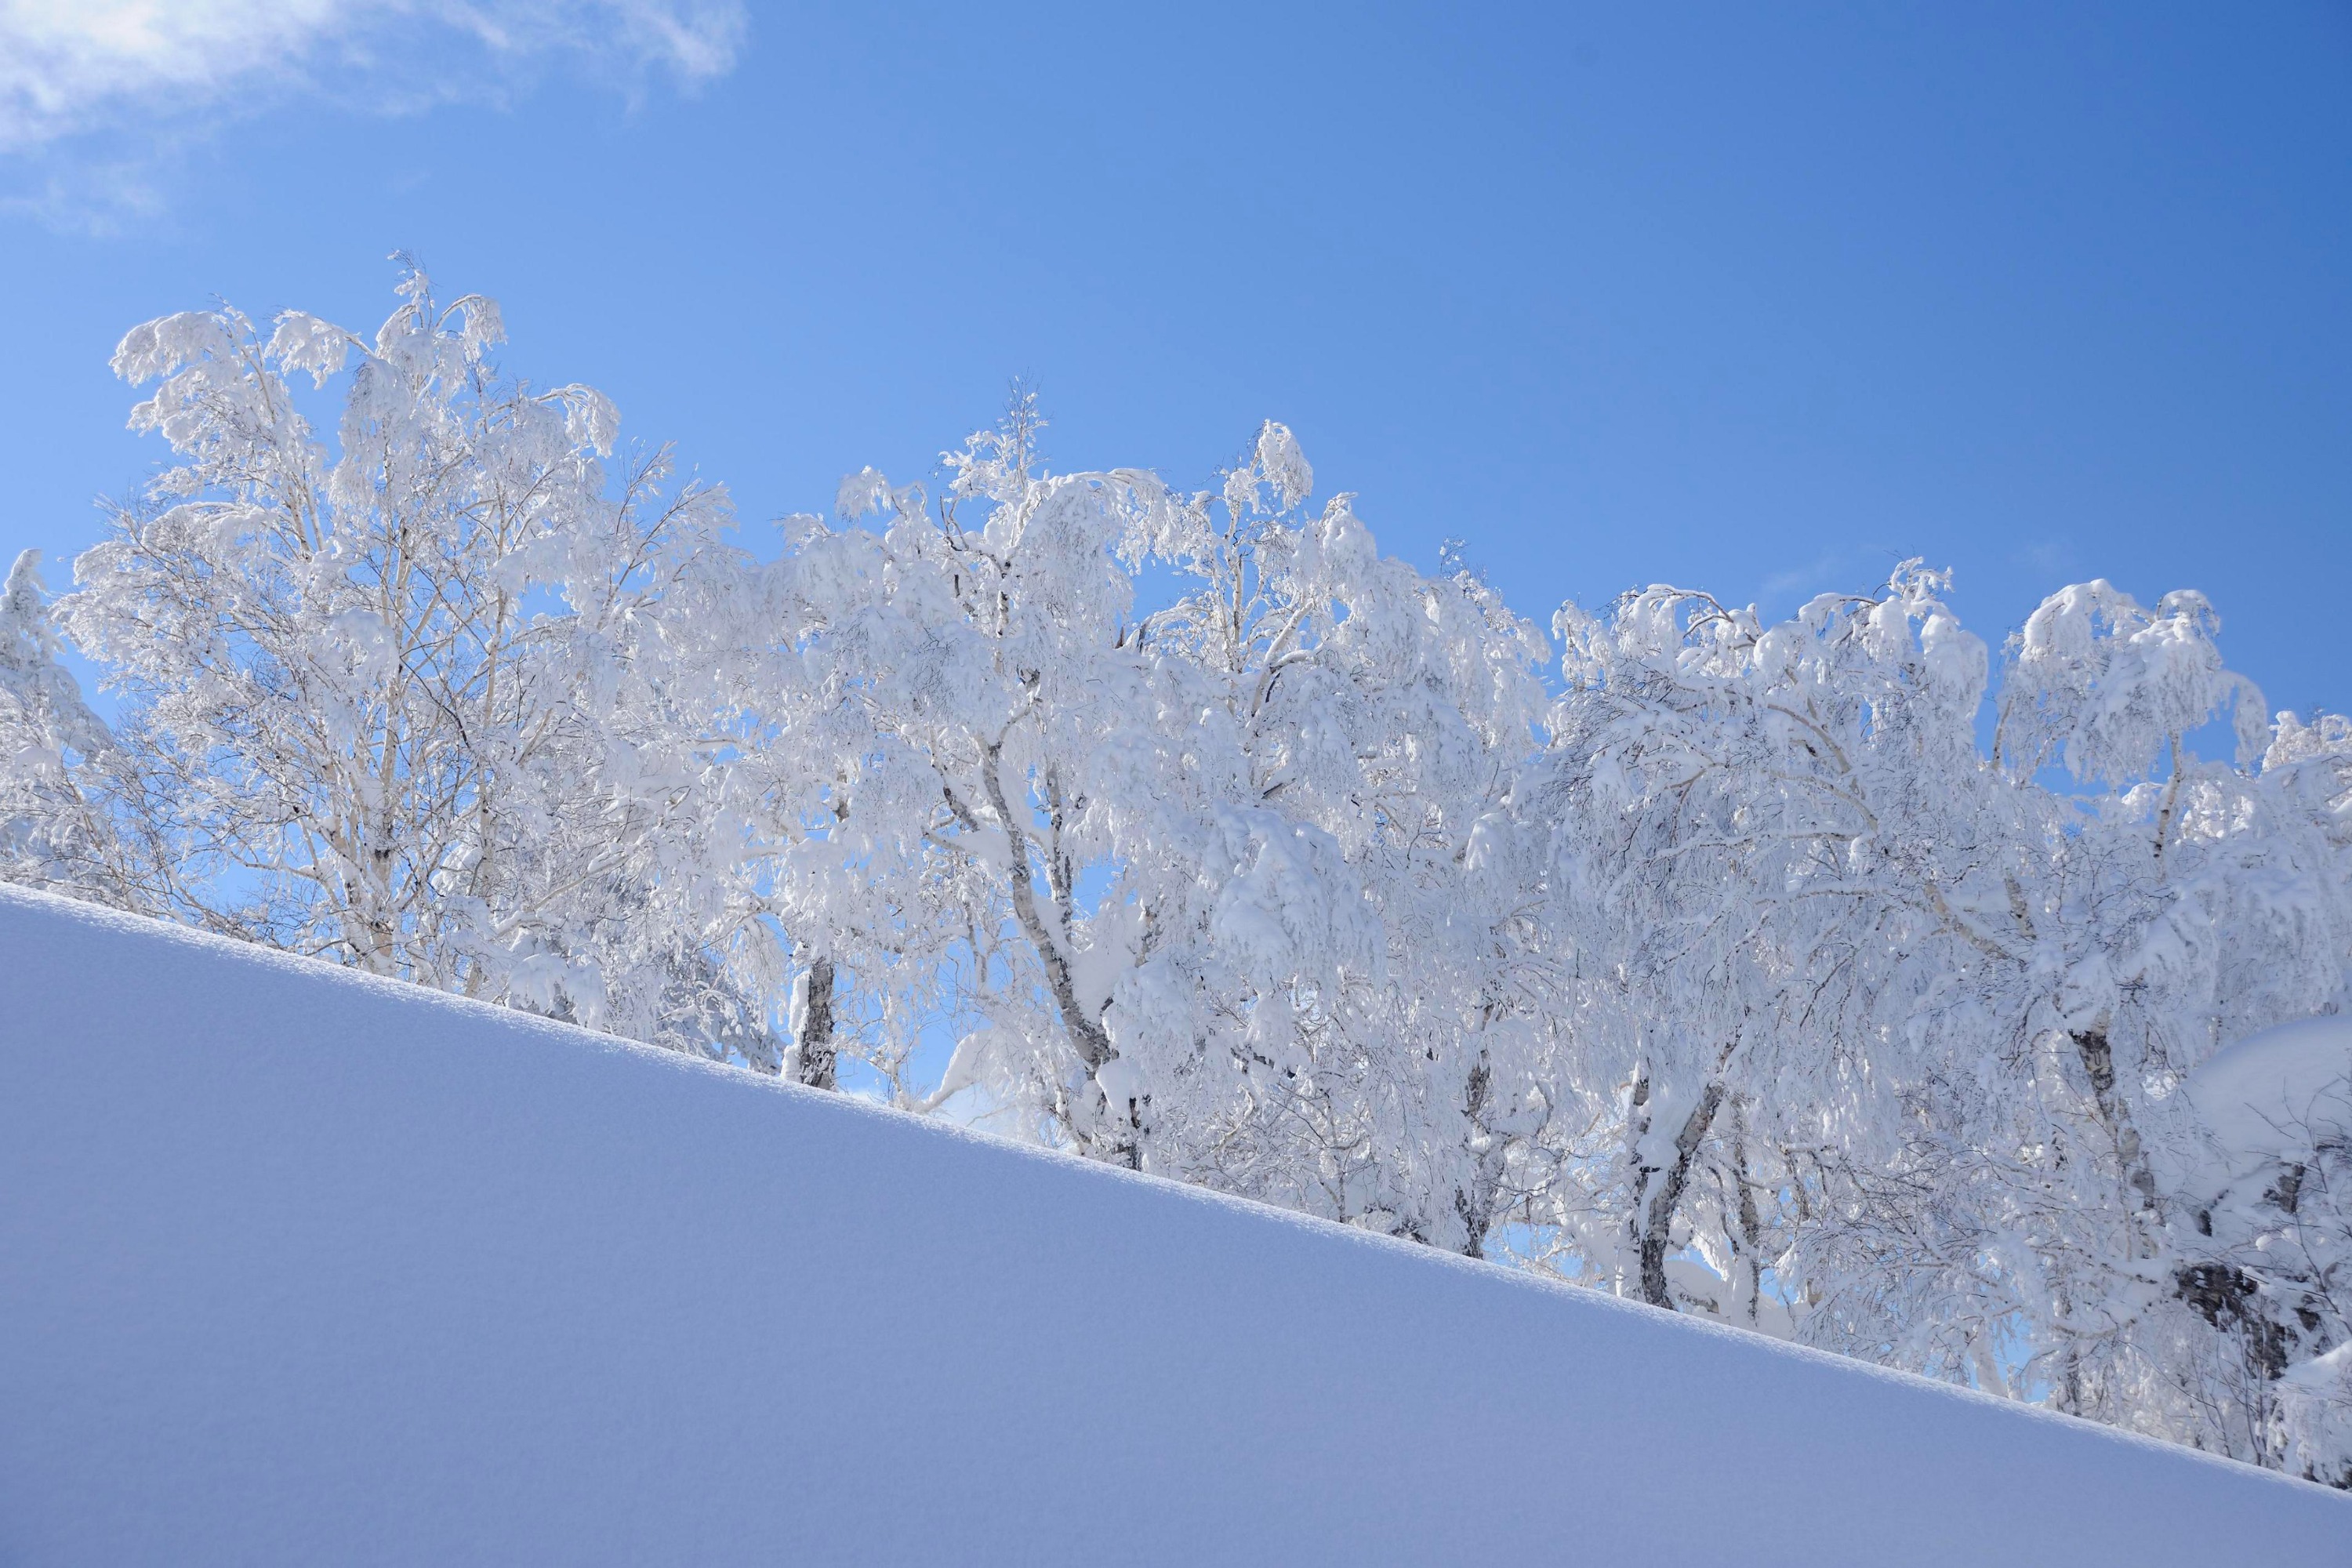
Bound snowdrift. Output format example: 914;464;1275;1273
1;887;2343;1566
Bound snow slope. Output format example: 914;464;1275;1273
1;886;2343;1566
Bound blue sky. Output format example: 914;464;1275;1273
4;2;2347;716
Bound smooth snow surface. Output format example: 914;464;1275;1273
2;887;2344;1566
2190;1013;2352;1166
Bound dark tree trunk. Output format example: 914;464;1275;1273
792;956;837;1091
1637;1080;1726;1310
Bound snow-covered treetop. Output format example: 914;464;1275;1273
1999;579;2268;784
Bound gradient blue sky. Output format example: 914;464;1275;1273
5;2;2347;714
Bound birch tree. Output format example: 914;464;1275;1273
56;266;775;1062
0;549;152;905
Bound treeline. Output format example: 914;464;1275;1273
5;269;2349;1483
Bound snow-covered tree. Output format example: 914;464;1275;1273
1103;420;1559;1249
1942;586;2350;1460
698;404;1559;1253
55;266;775;1062
1528;564;2022;1328
1522;564;2352;1477
0;549;147;904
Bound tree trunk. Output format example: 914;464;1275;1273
791;956;837;1091
1637;1080;1726;1310
2071;1025;2159;1252
975;746;1112;1072
970;746;1136;1169
1454;1051;1496;1261
1730;1102;1765;1326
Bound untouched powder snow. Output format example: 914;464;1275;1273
2190;1013;2352;1167
1;887;2345;1566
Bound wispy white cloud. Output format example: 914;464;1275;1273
0;1;745;224
1759;550;1846;608
2012;535;2076;579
